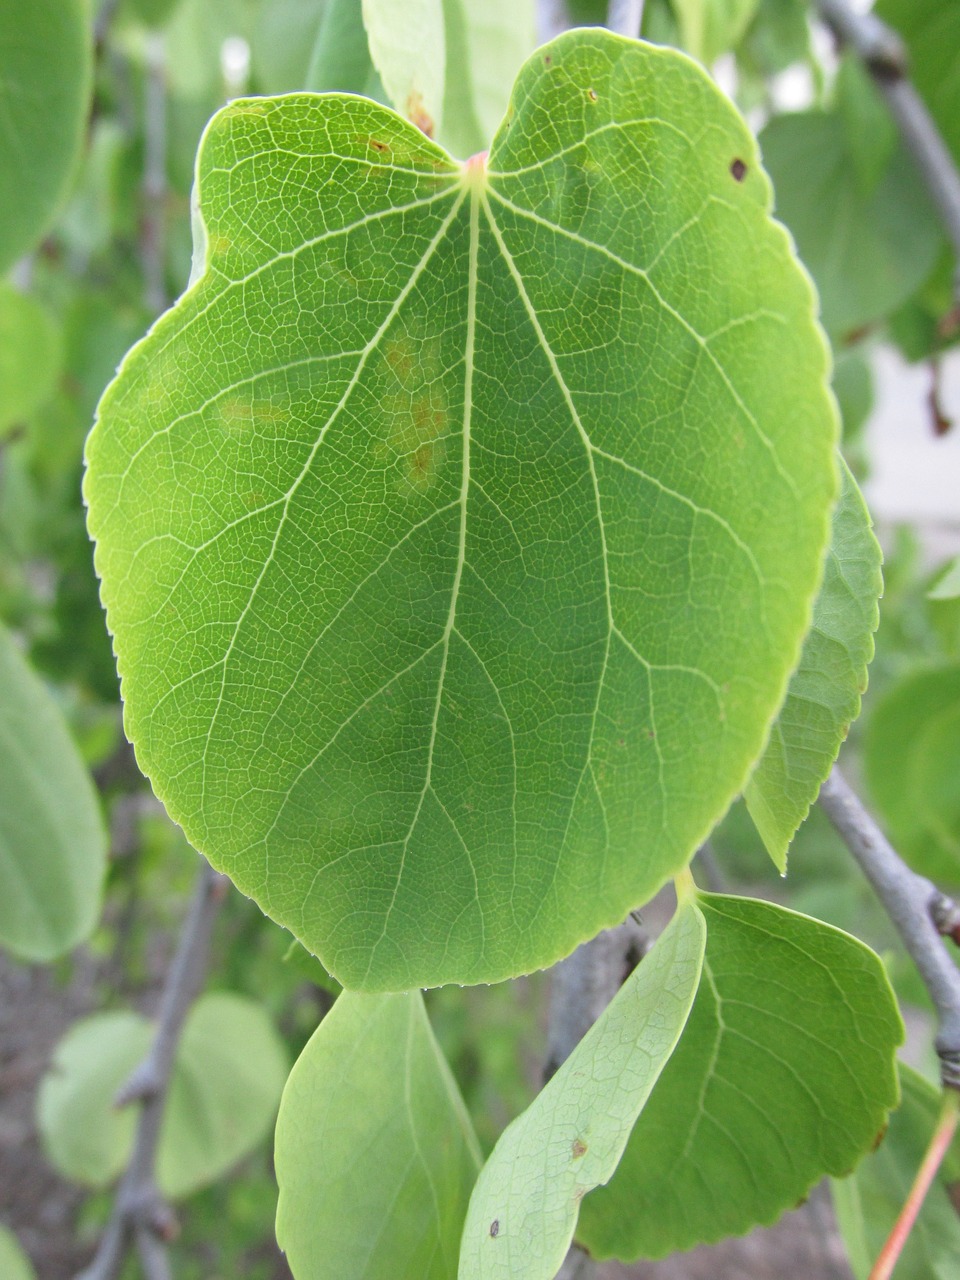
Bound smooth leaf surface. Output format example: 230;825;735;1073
833;1065;960;1280
577;894;903;1260
458;900;705;1280
0;0;92;273
745;459;881;869
0;284;61;433
876;0;960;169
0;624;106;962
0;1227;36;1280
86;31;837;992
760;106;942;338
275;991;481;1280
37;994;288;1196
441;0;536;158
673;0;761;64
302;0;381;97
363;0;446;137
864;663;960;883
930;556;960;602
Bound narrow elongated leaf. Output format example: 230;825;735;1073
458;901;705;1280
0;624;106;962
577;894;903;1260
833;1065;960;1280
0;1228;36;1280
275;991;481;1280
37;994;288;1196
0;0;92;272
760;108;942;338
864;664;960;883
86;31;837;992
441;0;536;158
745;459;881;869
363;0;446;137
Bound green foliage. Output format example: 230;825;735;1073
864;664;960;883
0;1228;35;1280
37;994;288;1197
0;0;92;273
459;900;705;1280
930;557;960;602
672;0;762;64
577;894;902;1259
85;30;836;993
0;284;61;434
363;0;447;138
275;991;481;1279
745;460;882;869
0;623;106;961
833;1066;960;1280
876;0;960;169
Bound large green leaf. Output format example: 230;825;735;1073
275;991;481;1280
0;284;61;433
0;624;106;961
760;106;942;339
876;0;960;169
577;894;902;1260
0;1228;36;1280
37;994;288;1197
0;0;92;273
85;31;837;992
833;1065;960;1280
745;459;881;869
458;900;705;1280
864;663;960;883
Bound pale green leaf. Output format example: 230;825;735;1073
738;0;811;78
672;0;761;64
458;900;705;1280
0;624;106;962
745;459;881;869
275;991;481;1280
760;107;942;338
363;0;446;137
303;0;379;97
0;0;92;273
85;31;837;992
929;556;960;602
37;994;288;1196
833;1065;960;1280
440;0;536;158
0;1227;36;1280
864;663;960;883
251;0;332;94
577;894;903;1260
875;0;960;169
0;285;61;433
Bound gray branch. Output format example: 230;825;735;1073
538;0;573;44
607;0;644;39
819;768;960;1089
76;859;228;1280
816;0;960;302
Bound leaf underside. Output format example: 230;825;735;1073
86;31;836;991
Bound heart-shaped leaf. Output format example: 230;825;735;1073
86;30;836;991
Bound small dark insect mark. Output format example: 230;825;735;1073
572;1138;587;1159
369;139;388;153
730;158;747;182
544;55;552;65
489;1220;500;1238
587;88;598;102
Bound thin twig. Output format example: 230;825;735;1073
869;1089;960;1280
607;0;644;39
141;33;168;314
816;0;960;304
545;917;649;1278
76;859;228;1280
819;768;960;1089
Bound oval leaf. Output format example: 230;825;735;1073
0;0;92;273
275;991;481;1280
745;458;882;869
37;994;288;1197
0;624;106;962
458;900;705;1280
85;31;836;992
577;894;903;1260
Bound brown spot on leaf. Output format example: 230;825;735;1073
544;55;552;65
587;88;598;102
572;1138;587;1159
489;1219;500;1238
730;158;747;182
368;138;388;153
406;91;434;138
